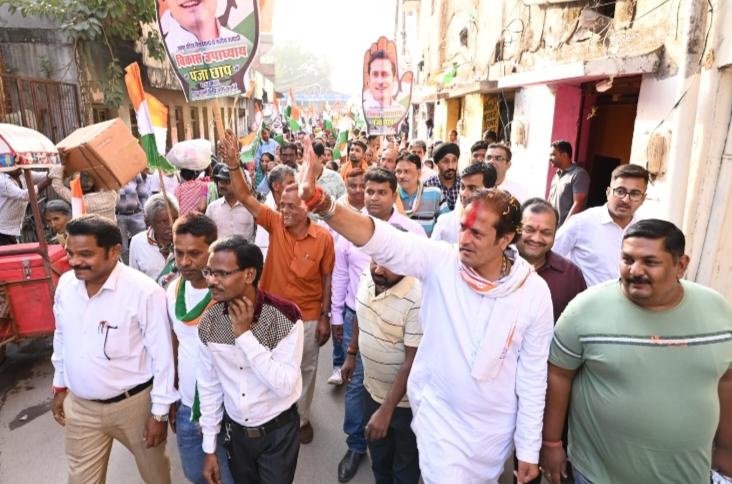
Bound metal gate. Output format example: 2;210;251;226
0;74;82;142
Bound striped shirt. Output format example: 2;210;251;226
355;271;422;408
550;280;732;483
397;184;442;237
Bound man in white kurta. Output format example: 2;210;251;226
359;220;553;482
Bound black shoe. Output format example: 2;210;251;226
337;449;365;482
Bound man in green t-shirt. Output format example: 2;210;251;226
540;219;732;484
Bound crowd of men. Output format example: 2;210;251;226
1;119;730;484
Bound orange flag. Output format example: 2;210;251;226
70;174;87;218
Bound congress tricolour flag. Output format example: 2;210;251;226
124;62;175;171
323;111;334;133
70;175;86;218
332;130;349;160
239;132;258;162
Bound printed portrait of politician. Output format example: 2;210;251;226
362;50;407;112
159;0;254;55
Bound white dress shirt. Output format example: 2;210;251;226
431;208;461;244
553;204;642;287
205;197;256;242
197;294;304;454
51;263;178;415
166;278;210;407
359;220;554;483
129;231;167;280
161;10;251;57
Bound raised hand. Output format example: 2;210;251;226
298;135;319;203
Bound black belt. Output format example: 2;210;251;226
227;404;297;439
93;378;153;404
117;209;142;216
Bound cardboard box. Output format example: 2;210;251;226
56;118;147;190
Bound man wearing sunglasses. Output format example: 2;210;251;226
51;215;177;483
554;164;650;286
198;236;304;484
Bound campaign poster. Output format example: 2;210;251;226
156;0;260;102
361;36;413;135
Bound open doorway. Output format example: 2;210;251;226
576;76;641;207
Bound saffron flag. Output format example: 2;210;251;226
124;63;175;172
70;174;86;218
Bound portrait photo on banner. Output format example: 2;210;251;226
361;36;413;136
156;0;260;102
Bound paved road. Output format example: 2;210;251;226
0;338;521;484
0;337;373;484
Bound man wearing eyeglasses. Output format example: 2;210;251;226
198;236;304;484
486;143;528;203
219;129;335;445
553;164;650;287
51;215;177;484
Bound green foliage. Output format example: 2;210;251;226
270;42;333;93
2;0;166;108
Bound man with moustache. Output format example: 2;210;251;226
166;213;235;484
378;147;398;173
198;236;303;484
516;199;586;322
254;164;296;260
299;137;554;484
431;163;496;244
541;220;732;484
394;153;442;237
51;215;177;484
342;257;423;484
220;129;334;444
424;143;461;213
330;168;424;481
340;140;370;182
554;164;649;286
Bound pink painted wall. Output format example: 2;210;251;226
545;84;582;196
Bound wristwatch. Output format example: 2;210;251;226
152;414;169;423
321;311;332;318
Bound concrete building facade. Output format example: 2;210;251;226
399;0;732;300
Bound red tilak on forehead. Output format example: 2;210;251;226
464;202;479;228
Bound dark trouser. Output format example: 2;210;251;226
364;393;420;484
0;233;18;245
223;406;300;484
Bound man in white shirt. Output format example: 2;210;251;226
50;214;177;484
432;163;497;244
205;166;256;242
199;236;304;484
130;193;179;280
0;168;50;244
553;164;650;287
487;143;529;203
299;138;553;484
166;213;234;484
408;139;437;182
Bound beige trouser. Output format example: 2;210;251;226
63;386;171;484
298;319;320;426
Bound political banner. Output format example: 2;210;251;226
156;0;260;102
361;36;413;135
